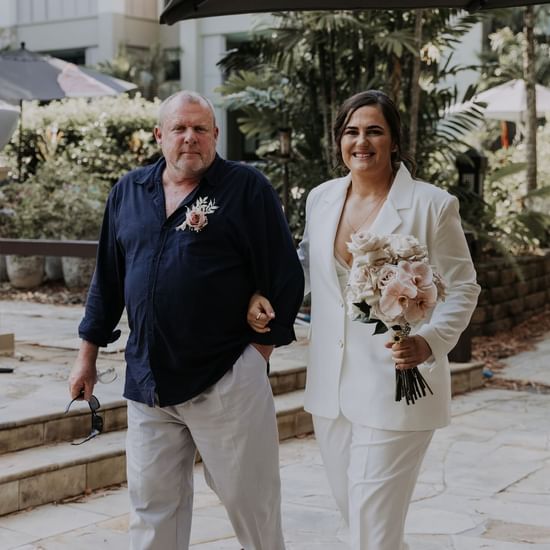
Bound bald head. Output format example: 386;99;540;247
158;91;217;129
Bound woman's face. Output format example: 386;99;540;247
340;105;395;178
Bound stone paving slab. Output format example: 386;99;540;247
496;335;550;386
2;299;549;548
1;380;550;549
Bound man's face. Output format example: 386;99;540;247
154;98;219;180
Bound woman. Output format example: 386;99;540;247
249;90;480;549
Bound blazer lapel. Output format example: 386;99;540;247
370;164;415;236
317;175;351;296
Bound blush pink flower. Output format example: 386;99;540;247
404;284;438;323
378;277;418;321
397;260;433;288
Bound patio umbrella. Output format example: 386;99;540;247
160;0;550;24
0;43;137;179
471;78;550;123
0;100;19;152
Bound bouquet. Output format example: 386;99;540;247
345;232;446;405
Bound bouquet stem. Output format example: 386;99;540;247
393;325;433;405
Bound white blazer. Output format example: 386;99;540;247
298;164;481;431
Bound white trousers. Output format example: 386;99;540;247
313;414;433;550
126;344;285;550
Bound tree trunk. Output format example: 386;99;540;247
409;9;424;159
328;31;338;168
390;54;402;105
317;42;333;169
523;5;537;192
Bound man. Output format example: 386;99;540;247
69;91;304;550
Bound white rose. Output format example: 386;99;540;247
352;247;392;268
389;234;427;261
376;264;398;289
349;264;370;285
347;231;390;255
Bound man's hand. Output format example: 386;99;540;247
69;340;99;401
384;335;432;371
247;293;275;334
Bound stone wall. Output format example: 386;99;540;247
471;253;550;336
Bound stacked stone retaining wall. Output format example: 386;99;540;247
471;253;550;336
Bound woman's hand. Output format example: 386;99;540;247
247;293;275;334
384;335;432;370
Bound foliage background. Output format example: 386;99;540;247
0;94;160;240
216;9;484;240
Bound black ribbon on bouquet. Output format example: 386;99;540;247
392;325;434;405
352;305;435;406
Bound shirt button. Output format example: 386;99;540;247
339;302;344;308
338;339;344;348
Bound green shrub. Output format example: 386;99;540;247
4;94;160;184
1;94;160;241
0;157;111;240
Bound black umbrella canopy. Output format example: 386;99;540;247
160;0;550;24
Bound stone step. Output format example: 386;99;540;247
450;360;485;395
0;361;307;457
0;390;312;517
0;362;484;517
0;358;481;457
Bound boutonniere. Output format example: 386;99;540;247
175;196;219;233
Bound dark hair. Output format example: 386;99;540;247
333;90;415;176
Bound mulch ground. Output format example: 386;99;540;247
1;281;549;371
471;305;550;372
0;281;88;305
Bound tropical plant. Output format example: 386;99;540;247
216;9;485;238
478;5;550;191
95;43;181;100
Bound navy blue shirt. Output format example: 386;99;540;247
79;155;304;406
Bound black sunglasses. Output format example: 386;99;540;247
64;394;104;445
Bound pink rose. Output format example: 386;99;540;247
186;210;207;232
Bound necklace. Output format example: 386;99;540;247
344;190;388;233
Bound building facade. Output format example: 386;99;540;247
0;1;482;158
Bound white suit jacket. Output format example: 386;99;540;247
298;164;481;431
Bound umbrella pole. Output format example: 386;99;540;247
18;100;23;182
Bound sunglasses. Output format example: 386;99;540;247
64;394;104;445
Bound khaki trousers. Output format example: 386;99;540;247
313;414;433;550
126;345;285;550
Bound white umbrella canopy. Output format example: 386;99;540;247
160;0;550;23
472;79;550;122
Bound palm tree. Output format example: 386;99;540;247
523;5;537;192
217;9;483;236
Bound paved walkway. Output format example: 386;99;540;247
1;301;550;549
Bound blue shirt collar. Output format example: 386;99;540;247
134;154;224;188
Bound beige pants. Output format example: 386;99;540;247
313;414;433;550
126;345;285;550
